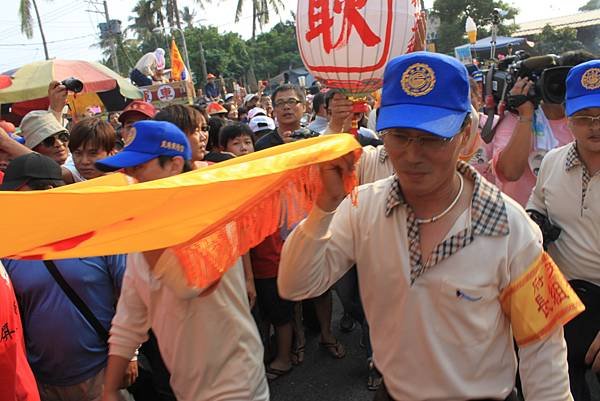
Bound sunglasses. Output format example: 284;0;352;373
41;132;70;147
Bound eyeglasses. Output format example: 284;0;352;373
198;125;209;132
570;115;600;128
274;99;302;108
381;130;456;151
41;132;70;147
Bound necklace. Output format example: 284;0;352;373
415;173;464;224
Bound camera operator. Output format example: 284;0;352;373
492;50;596;206
527;59;600;401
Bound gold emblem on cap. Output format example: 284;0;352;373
581;68;600;90
401;63;436;97
124;128;136;147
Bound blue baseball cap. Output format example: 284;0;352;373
95;120;191;171
376;52;471;138
565;60;600;117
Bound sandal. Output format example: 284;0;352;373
265;364;292;381
367;359;383;391
319;340;346;359
291;344;305;365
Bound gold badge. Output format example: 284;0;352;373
124;127;136;147
581;68;600;90
401;63;436;97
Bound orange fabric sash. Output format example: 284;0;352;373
0;135;361;288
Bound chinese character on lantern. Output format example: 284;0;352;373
306;0;382;54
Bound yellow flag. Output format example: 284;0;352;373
0;135;361;288
500;252;585;346
170;39;185;81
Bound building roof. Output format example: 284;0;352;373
514;9;600;36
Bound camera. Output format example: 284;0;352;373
290;128;320;141
482;51;571;111
61;78;83;93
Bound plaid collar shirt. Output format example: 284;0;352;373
385;162;510;285
565;142;593;209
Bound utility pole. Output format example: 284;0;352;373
31;0;50;60
87;0;121;74
103;1;120;74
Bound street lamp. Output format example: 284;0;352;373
153;26;193;80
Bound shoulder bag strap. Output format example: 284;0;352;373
43;260;109;342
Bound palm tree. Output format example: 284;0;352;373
180;6;197;29
235;0;285;39
19;0;51;60
129;0;165;45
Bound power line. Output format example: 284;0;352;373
0;0;86;39
0;34;96;47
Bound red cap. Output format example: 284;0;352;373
118;100;156;124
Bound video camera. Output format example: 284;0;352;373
482;51;571;111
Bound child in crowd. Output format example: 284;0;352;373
219;123;256;157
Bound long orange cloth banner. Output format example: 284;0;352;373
0;135;361;287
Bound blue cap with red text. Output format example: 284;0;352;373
95;120;191;171
376;52;471;138
565;60;600;117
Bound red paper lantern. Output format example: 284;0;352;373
296;0;421;100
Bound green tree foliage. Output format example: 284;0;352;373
432;0;518;54
184;26;251;80
532;25;585;55
580;0;600;11
578;0;600;54
248;22;303;79
120;1;300;83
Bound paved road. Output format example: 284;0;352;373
269;296;600;401
270;298;374;401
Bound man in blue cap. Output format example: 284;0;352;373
528;59;600;401
98;121;269;401
278;52;580;401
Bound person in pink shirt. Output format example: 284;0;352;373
492;108;572;206
492;51;595;206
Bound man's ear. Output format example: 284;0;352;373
170;156;185;174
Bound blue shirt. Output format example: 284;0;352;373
3;256;126;386
204;81;219;98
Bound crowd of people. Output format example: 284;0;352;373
0;46;599;401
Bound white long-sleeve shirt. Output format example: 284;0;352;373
278;164;572;401
109;250;268;401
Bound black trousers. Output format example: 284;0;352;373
564;280;600;401
373;381;519;401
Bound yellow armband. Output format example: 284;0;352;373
500;252;584;346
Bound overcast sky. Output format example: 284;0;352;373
0;0;589;72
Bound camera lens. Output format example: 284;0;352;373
61;78;83;93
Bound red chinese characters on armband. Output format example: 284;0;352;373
500;252;585;346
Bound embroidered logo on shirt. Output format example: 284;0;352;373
456;289;483;302
581;68;600;90
401;63;436;97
